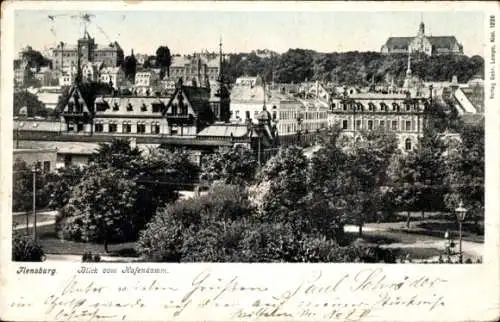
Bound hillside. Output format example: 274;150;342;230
223;49;484;86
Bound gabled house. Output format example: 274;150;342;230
164;79;214;136
58;82;94;134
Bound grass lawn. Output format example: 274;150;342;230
16;224;138;257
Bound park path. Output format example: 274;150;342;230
344;224;483;257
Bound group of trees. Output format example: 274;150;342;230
223;49;484;85
13;91;52;117
121;45;172;82
12;111;484;261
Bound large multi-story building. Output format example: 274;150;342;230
230;76;329;146
381;20;463;56
51;32;124;71
330;86;430;151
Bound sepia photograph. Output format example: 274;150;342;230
10;7;485;266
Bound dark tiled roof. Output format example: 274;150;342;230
427;36;461;49
384;37;414;49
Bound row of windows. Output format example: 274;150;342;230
335;102;421;112
94;123;160;134
341;119;417;131
102;102;164;113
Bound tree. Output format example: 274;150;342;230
21;47;51;70
12;159;51;212
90;138;143;172
258;146;311;234
442;121;484;231
121;55;137;82
59;165;139;252
200;145;258;185
390;152;419;228
46;165;86;210
13;91;47;116
155;46;172;77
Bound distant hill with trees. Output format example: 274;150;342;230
223;49;484;86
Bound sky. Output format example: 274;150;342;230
13;9;485;58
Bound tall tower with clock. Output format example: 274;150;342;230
77;32;95;64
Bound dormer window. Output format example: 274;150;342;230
152;103;162;113
127;103;133;112
68;102;75;113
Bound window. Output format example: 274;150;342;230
64;155;72;167
405;120;412;131
68;102;75;113
379;120;385;128
141;104;148;112
342;120;348;130
123;123;131;133
342;103;347;111
76;123;84;132
391;120;398;130
356;120;362;130
405;104;411;111
36;161;42;170
368;103;375;111
43;161;50;173
95;123;104;132
137;124;146;133
127;103;133;112
113;102;119;111
405;138;412;151
151;124;160;134
109;124;117;133
368;120;373;130
152;103;162;113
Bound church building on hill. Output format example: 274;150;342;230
381;19;464;56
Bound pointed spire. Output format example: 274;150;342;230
419;13;425;35
75;44;82;84
218;36;223;84
406;52;412;76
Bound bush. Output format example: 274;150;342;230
12;233;45;262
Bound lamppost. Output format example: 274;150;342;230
455;201;467;264
31;162;41;240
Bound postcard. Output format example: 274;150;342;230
1;1;499;321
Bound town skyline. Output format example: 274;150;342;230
14;10;485;58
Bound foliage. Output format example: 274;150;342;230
442;121;484;225
223;50;484;85
12;159;52;212
90;138;142;171
46;165;86;210
258;146;311;233
309;130;397;237
58;165;139;245
12;232;45;261
13;90;48;117
155;46;172;78
200;145;258;185
19;47;51;70
136;184;253;262
121;55;137;82
58;142;199;248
